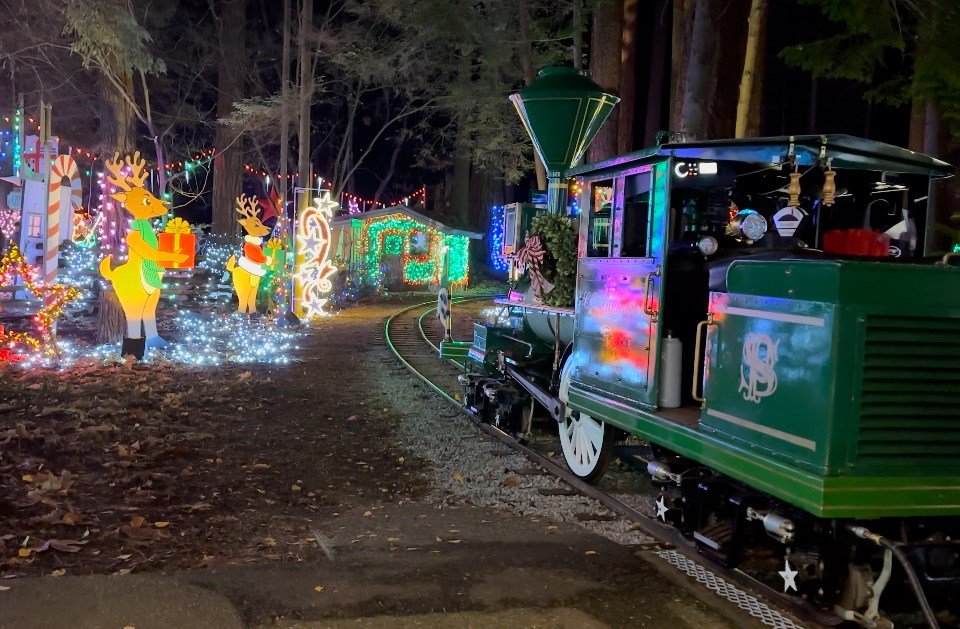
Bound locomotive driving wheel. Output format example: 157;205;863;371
557;362;614;482
558;410;614;481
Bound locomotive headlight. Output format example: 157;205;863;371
741;212;768;241
728;209;768;242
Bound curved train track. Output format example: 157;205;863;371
385;296;827;629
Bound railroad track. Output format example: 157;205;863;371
384;297;823;629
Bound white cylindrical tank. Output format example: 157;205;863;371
658;334;682;408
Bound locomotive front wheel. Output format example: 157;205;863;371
558;410;614;482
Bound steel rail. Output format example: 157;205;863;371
384;299;825;629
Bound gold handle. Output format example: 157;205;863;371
939;252;960;267
692;316;715;404
642;268;661;321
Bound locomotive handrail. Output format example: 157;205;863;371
642;266;661;321
692;315;715;404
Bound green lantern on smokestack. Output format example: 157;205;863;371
510;67;619;214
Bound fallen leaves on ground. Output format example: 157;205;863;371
0;301;432;578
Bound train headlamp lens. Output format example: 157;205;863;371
741;212;768;241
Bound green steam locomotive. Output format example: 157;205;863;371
453;68;960;627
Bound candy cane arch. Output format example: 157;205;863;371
46;155;82;283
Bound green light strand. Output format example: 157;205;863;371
444;234;470;284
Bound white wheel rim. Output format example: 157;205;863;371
558;411;605;477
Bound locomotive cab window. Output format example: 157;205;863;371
620;171;652;258
587;181;613;257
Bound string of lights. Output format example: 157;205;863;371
488;206;509;272
0;112;428;212
165;312;299;365
0;245;81;359
359;213;470;286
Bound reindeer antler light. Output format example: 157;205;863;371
105;152;131;192
125;151;148;188
235;194;260;220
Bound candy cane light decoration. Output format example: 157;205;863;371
294;191;338;319
46;155;82;284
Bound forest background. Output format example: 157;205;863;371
1;0;958;247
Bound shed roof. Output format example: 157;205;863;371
331;205;483;239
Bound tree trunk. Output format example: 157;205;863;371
332;89;360;197
279;0;292;215
669;0;692;133
96;65;136;344
735;0;765;138
675;0;722;140
923;101;942;157
618;0;638;154
138;70;167;218
469;170;504;280
644;0;670;144
373;115;406;206
745;1;767;137
212;0;246;235
908;96;926;153
587;0;622;164
572;0;583;70
450;121;471;227
517;0;547;192
296;0;315;211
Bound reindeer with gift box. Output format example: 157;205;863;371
98;152;191;350
226;194;273;315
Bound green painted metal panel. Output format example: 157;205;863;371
567;386;960;518
701;292;837;473
439;340;471;360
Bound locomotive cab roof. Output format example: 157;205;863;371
567;134;955;179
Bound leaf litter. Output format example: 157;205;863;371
0;312;430;578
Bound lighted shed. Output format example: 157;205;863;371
331;206;482;289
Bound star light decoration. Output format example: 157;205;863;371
779;559;799;592
655;495;668;521
0;244;80;357
294;191;338;319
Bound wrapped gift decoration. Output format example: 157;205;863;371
264;237;286;271
157;217;196;269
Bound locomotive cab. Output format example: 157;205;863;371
565;136;956;444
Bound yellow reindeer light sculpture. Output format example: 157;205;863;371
99;152;189;350
226;194;273;315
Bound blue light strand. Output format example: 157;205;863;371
489;205;509;272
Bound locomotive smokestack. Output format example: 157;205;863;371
510;67;619;215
